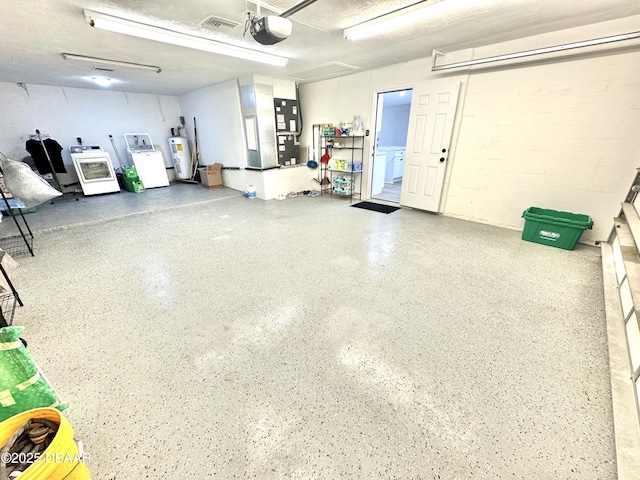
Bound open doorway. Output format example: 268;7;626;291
371;89;412;203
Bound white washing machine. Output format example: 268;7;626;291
69;145;120;195
124;133;170;188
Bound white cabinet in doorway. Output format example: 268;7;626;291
392;149;405;182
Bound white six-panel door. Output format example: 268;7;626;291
400;80;461;212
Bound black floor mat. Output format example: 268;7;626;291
351;201;400;214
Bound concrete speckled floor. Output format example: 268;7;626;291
5;184;615;479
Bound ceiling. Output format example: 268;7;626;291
2;0;640;96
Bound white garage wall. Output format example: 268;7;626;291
0;83;181;171
447;51;640;243
299;15;640;245
178;79;247;169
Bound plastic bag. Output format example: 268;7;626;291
0;326;67;422
353;114;365;136
0;157;62;207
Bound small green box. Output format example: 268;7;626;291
123;166;139;179
121;166;145;193
125;179;145;193
521;207;593;250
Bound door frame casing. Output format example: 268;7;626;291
366;83;418;202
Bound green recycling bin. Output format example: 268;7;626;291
521;207;593;250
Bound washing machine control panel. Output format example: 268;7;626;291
69;146;103;153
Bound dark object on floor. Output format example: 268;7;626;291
351;201;400;214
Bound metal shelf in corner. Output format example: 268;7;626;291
0;193;35;257
0;256;23;327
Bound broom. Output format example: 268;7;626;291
190;116;200;182
181;118;198;184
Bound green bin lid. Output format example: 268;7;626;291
522;206;593;229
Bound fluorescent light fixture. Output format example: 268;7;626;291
62;53;161;73
84;9;288;67
91;76;112;87
344;0;441;41
432;30;640;71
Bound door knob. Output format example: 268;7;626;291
440;157;445;162
442;148;447;153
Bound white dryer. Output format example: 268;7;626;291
69;146;120;195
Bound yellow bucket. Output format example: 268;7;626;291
0;407;90;479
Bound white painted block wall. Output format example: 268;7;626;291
299;15;640;245
446;52;640;243
0;83;181;174
178;79;247;169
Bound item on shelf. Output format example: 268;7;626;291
320;147;330;164
353;115;365;136
339;121;352;136
333;175;353;185
333;175;355;195
333;185;354;195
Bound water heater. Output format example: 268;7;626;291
168;137;191;180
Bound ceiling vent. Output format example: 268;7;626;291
198;15;241;30
92;67;114;73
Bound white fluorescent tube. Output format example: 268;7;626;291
61;53;162;73
92;76;113;87
344;0;441;41
432;31;640;71
84;9;288;67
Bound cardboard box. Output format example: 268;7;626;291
199;163;223;188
